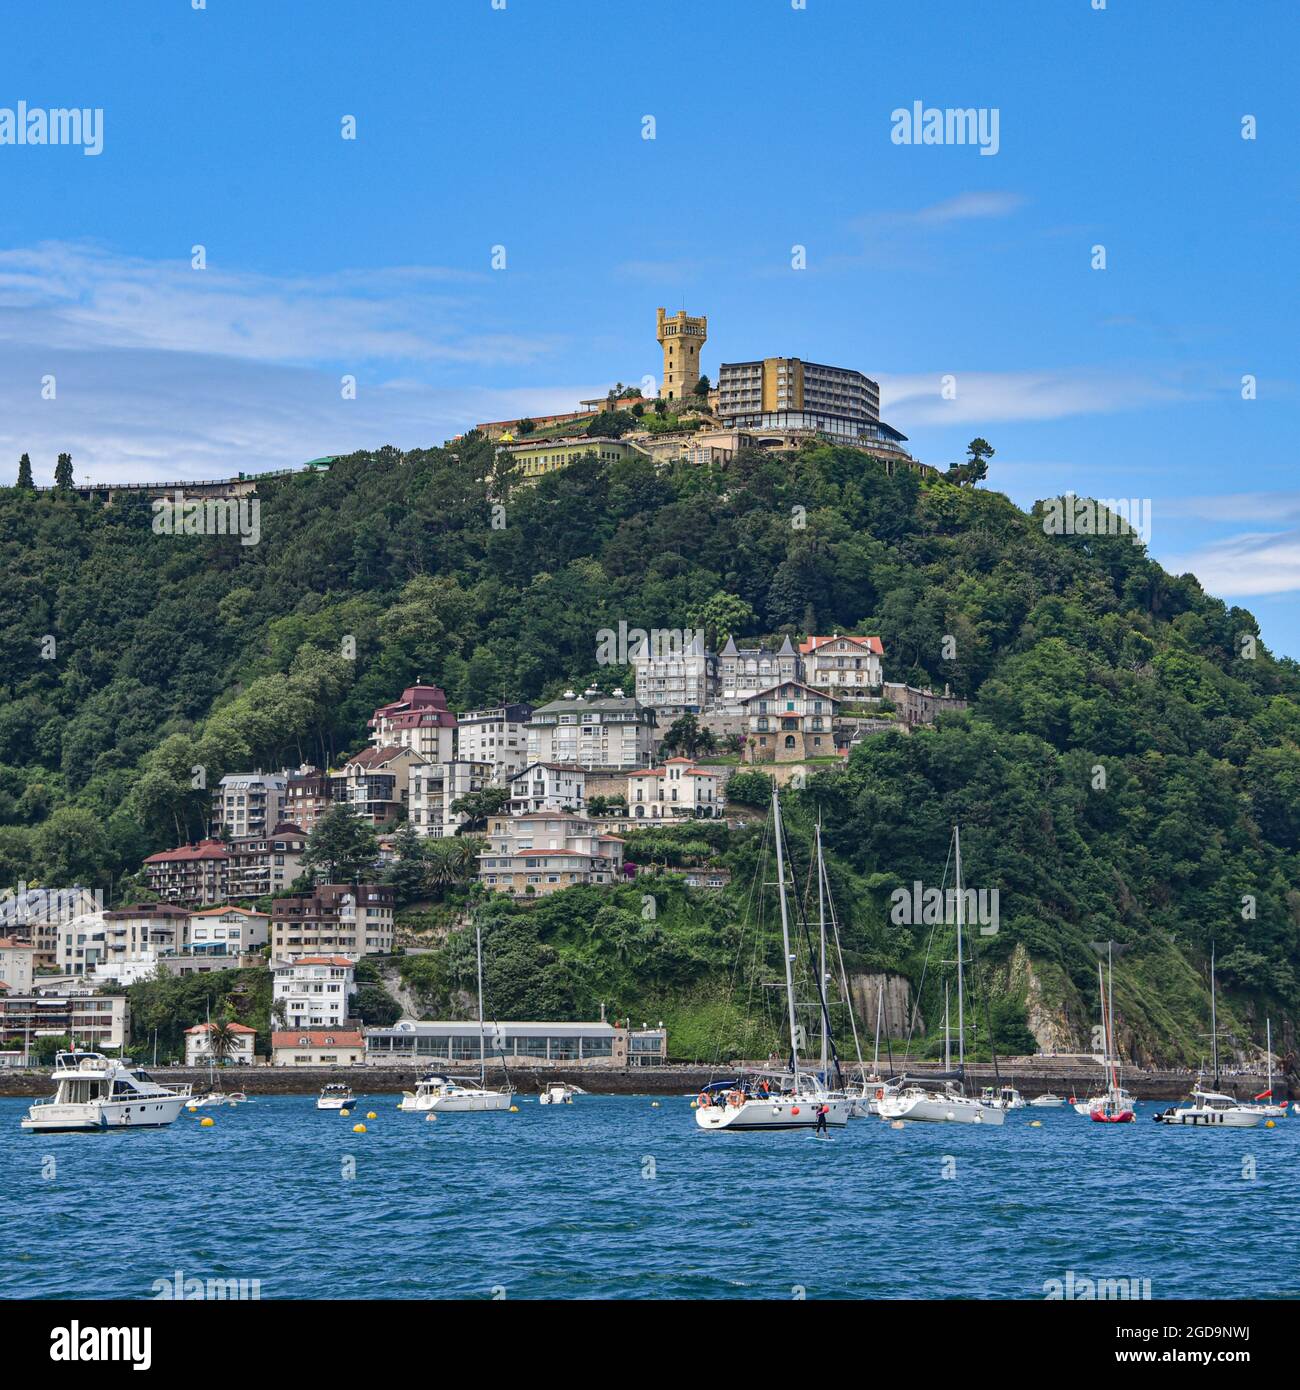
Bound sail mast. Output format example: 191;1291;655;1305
816;815;828;1082
943;981;951;1071
477;923;486;1089
1210;943;1219;1088
954;825;965;1071
772;787;801;1090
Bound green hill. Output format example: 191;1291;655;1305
2;437;1297;1065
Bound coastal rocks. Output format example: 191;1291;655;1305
845;972;915;1038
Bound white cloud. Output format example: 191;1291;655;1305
878;369;1191;424
1161;491;1300;524
1167;530;1300;597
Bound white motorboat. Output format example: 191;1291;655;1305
316;1083;355;1111
880;1082;1005;1125
1154;947;1261;1129
695;789;848;1134
1029;1093;1065;1108
21;1052;192;1132
538;1082;585;1105
981;1085;1026;1111
1154;1086;1262;1128
186;1089;246;1109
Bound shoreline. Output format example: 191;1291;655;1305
0;1059;1288;1101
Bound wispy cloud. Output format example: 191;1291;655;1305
878;369;1193;425
1168;531;1300;598
877;191;1027;226
0;241;556;367
1161;491;1300;524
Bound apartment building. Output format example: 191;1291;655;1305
526;688;658;770
740;681;840;763
142;838;229;907
271;956;356;1030
269;884;395;960
408;759;494;838
0;988;128;1054
632;642;719;715
718;636;803;700
0;887;102;972
478;813;626;897
57;904;188;983
368;685;457;761
187;906;269;958
626;758;724;819
331;746;426;826
800;635;884;699
0;937;36;994
455;703;533;783
212;771;287;838
226;823;307;900
285;766;333;832
508;762;587;815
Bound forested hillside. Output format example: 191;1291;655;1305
2;436;1298;1064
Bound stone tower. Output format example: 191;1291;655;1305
656;307;707;401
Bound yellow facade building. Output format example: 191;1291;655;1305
502;435;650;483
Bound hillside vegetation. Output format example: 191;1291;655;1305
2;437;1298;1065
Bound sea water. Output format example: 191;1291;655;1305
0;1095;1294;1299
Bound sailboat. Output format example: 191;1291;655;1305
410;925;515;1114
187;1003;247;1109
1154;947;1261;1128
695;788;850;1132
876;826;1005;1126
1088;948;1134;1122
1240;1019;1286;1119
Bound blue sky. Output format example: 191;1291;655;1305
2;0;1298;654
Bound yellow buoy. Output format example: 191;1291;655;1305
890;1120;905;1129
509;1105;519;1112
651;1101;660;1108
690;1100;698;1108
352;1123;366;1133
340;1108;351;1117
367;1111;377;1119
1266;1119;1275;1128
1030;1120;1042;1127
200;1116;214;1128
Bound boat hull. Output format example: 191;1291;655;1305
1154;1107;1261;1128
695;1097;851;1131
21;1096;189;1132
878;1094;1006;1125
426;1091;514;1112
316;1098;354;1111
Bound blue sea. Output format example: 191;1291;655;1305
1;1094;1295;1300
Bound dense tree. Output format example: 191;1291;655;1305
16;453;34;489
300;805;380;883
53;452;74;489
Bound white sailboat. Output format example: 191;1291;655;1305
1239;1019;1286;1119
877;826;1004;1126
421;925;515;1113
695;788;850;1132
22;1052;192;1132
187;1003;248;1109
1155;947;1261;1129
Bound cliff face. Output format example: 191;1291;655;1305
845;972;916;1041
